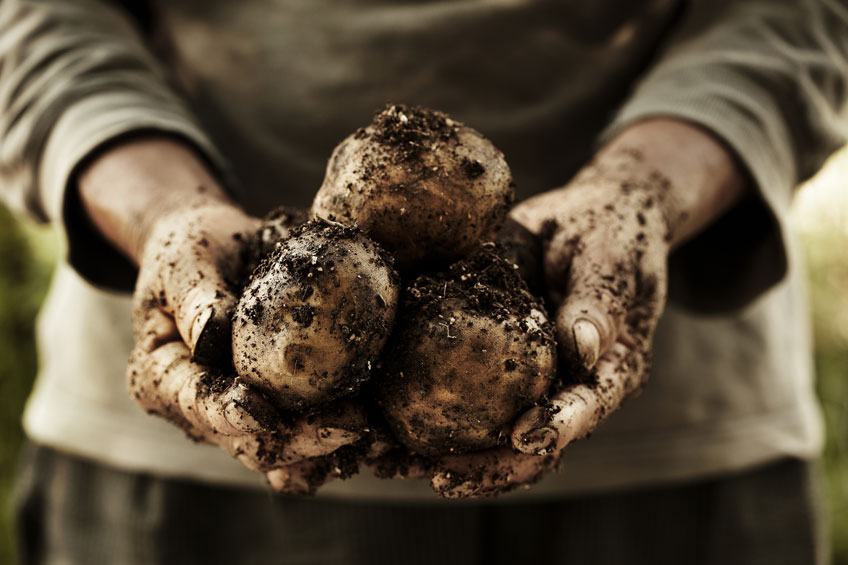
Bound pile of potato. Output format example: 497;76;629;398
232;105;558;472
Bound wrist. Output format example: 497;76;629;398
560;151;674;252
78;134;236;263
596;118;748;249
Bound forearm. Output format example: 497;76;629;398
78;135;241;264
595;118;748;248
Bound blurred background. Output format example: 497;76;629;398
0;151;845;563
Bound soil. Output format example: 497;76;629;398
405;242;548;326
367;103;459;163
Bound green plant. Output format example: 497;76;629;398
0;206;55;565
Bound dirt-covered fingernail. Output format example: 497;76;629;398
572;319;600;368
190;305;214;351
316;427;359;451
192;306;233;366
517;426;558;455
224;401;261;434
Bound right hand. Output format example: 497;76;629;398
127;202;366;492
76;136;368;494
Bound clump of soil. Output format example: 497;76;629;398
406;242;548;325
365;104;459;162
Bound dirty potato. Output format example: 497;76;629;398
375;244;557;456
312;104;514;271
233;221;399;410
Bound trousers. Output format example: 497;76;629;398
14;443;827;565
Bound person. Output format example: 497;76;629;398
2;0;846;563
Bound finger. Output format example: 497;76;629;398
266;446;361;496
430;448;557;499
233;402;368;471
266;460;332;496
282;416;363;460
192;378;273;436
128;340;206;440
553;253;635;370
129;307;284;441
365;446;433;481
138;214;253;367
128;339;269;438
128;337;365;471
133;252;237;368
512;341;649;454
136;307;180;353
170;265;239;367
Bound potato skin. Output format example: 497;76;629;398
311;105;514;270
375;245;557;456
233;221;399;410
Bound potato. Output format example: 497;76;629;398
233;221;400;410
312;104;514;270
375;243;557;456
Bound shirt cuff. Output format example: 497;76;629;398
602;67;792;313
39;92;231;293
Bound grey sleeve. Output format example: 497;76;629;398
606;0;848;312
0;0;229;291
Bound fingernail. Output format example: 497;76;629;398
316;427;359;451
192;305;233;367
517;426;558;455
190;305;214;352
572;319;601;368
224;401;261;434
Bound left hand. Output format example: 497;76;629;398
426;117;749;498
428;149;671;498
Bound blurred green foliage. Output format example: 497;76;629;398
804;228;848;564
0;205;55;565
0;174;845;563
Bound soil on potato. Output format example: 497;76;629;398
235;220;400;411
351;104;469;204
319;104;513;273
365;104;459;162
406;242;549;325
374;243;558;457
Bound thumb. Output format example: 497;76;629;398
554;260;633;370
134;206;261;368
174;278;238;367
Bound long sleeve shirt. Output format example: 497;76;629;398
1;0;846;498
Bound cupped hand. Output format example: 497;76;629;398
127;202;366;494
428;150;671;498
